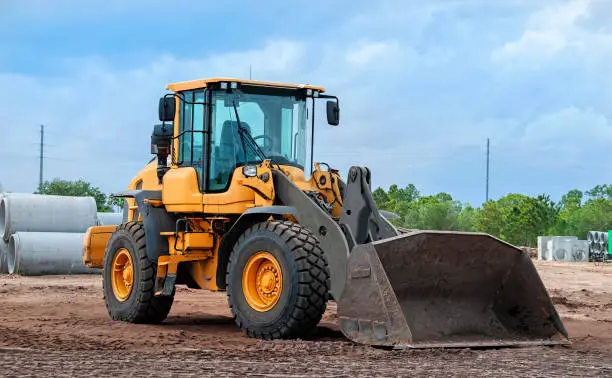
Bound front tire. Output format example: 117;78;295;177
103;222;174;323
227;221;330;339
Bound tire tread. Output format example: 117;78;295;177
227;221;330;339
103;222;173;324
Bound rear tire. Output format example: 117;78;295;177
227;221;329;339
103;222;174;323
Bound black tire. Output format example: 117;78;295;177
227;221;330;339
103;222;174;323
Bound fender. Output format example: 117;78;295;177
215;205;296;290
113;190;178;263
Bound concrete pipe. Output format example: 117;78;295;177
8;232;99;276
0;194;97;241
0;240;7;273
96;212;123;226
593;239;601;253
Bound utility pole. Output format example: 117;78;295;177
485;138;490;202
39;125;44;191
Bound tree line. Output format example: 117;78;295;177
373;184;612;247
36;179;124;212
16;178;612;247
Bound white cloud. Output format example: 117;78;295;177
2;0;612;204
0;31;484;198
345;41;400;67
0;40;309;193
491;0;592;63
492;30;567;62
521;106;612;150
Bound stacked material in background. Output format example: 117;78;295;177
537;236;588;262
0;234;7;274
96;212;123;226
587;231;610;262
0;193;8;273
0;193;122;275
537;236;554;260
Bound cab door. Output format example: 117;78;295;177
162;89;207;211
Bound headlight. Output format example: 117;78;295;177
242;165;257;177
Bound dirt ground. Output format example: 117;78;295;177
0;261;610;377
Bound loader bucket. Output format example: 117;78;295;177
337;231;569;348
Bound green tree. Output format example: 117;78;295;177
36;179;111;211
458;204;480;232
550;189;583;236
560;189;583;210
563;197;612;239
586;184;612;200
476;200;503;237
372;187;391;210
106;196;125;212
551;186;612;238
372;184;421;224
403;193;462;230
388;184;420;204
476;194;557;246
368;181;612;246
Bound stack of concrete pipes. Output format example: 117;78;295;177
0;193;122;275
587;231;609;261
537;235;588;262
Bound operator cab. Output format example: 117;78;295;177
153;78;339;192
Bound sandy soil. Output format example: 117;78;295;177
0;261;610;377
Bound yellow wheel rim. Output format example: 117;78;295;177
242;251;283;312
111;248;134;302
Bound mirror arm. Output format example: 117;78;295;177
317;94;339;106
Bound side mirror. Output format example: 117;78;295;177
151;124;173;156
326;100;339;126
158;96;175;122
151;123;173;183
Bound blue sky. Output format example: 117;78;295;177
1;0;611;206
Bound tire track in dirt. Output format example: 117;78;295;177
0;263;611;376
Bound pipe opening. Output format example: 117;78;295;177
0;243;6;274
0;199;7;241
7;234;17;274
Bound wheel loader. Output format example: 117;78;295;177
83;78;568;348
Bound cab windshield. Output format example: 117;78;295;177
208;90;308;191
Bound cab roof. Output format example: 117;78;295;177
166;77;325;93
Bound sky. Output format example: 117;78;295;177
0;0;611;206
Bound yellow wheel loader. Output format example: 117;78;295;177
83;78;568;348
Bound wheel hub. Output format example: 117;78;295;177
242;252;283;312
111;248;134;302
